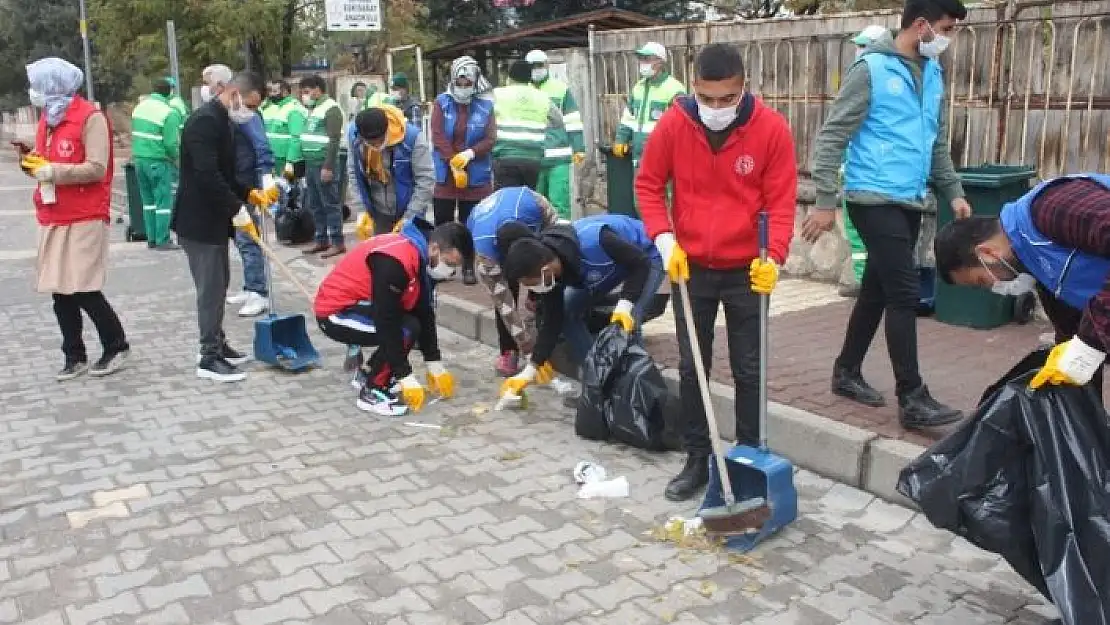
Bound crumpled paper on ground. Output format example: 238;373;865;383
573;461;628;498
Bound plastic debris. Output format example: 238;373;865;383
403;422;441;430
644;516;724;552
549;376;577;396
572;461;608;485
576;475;629;499
494;391;527;411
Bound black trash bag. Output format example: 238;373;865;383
275;187;314;245
897;349;1110;625
575;325;669;451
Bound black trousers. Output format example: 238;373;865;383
835;204;924;395
493;159;540;191
674;265;761;452
317;302;419;387
53;291;128;363
1037;285;1105;403
432;198;479;227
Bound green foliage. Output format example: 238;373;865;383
0;0;84;108
515;0;701;23
784;0;904;14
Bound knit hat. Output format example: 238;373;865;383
356;107;388;140
508;60;531;84
390;73;409;89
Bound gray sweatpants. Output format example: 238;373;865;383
180;237;230;357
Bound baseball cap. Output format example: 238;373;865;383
635;42;667;61
525;50;548;64
852;25;888;45
391;73;409;89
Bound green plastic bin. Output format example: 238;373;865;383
603;148;638;217
933;164;1037;329
123;162;147;243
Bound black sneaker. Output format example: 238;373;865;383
355;384;408;416
899;385;963;429
57;360;89;382
195;344;252;367
90;349;129;377
196;355;247;383
831;366;886;407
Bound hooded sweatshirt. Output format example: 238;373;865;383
529;224;582;365
346;104;435;221
811;30;964;211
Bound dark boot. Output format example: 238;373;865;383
831;365;886;407
899;385;963;429
664;453;709;502
462;267;477;286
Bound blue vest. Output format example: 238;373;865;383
1000;174;1110;310
466;187;544;262
432;94;494;188
844;53;945;203
348;122;421;217
574;214;661;294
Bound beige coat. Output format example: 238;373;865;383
33;111;112;295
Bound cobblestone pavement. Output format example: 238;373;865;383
0;166;1058;624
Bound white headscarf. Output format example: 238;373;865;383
25;57;84;128
448;56;492;104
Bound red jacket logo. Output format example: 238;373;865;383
734;155;755;176
57;139;76;158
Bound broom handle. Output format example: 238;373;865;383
247;229;317;305
677;267;736;507
758;212;770;452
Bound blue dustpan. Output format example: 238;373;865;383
254;312;319;372
693;212;798;550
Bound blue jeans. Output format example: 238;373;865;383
305;162;343;245
233;210;267;296
562;261;666;367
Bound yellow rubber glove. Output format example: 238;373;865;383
749;258;779;295
20;153;48;176
451;166;468;189
572;153;586;166
232;206;259;240
391;219;405;234
609;299;635;333
654;233;689;283
425;361;455;398
1029;337;1106;390
534;361;555;385
612;143;629;158
248;187;280;208
501;362;538;397
355;213;373;241
399;374;426;412
449;149;474;170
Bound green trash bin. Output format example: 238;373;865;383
600;144;638;217
933;164;1037;329
123;162;147;243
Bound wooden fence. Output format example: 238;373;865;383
589;0;1110;180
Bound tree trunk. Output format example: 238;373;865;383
281;0;296;77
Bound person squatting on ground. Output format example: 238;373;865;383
313;218;474;416
172;70;279;383
802;0;970;430
348;105;435;238
20;57;131;381
934;174;1110;402
465;186;564;376
491;60;564;191
299;75;346;257
130;77;183;250
430;55;497;285
495;215;665;406
635;43;798;502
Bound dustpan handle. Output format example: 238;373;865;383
250;229;317;305
259;207;277;316
757;211;769;451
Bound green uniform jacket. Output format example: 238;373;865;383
614;73;685;164
301;97;344;169
534;78;584;166
262;95;308;165
168;94;189;118
130;93;183;163
492;83;564;162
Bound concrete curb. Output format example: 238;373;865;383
435;292;928;507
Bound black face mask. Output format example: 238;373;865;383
269;95;283;104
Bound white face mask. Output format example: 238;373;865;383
531;68;548;83
28;88;46;107
200;85;214;103
697;100;738;132
530;267;556;294
980;255;1037;297
229;96;254;124
918;24;951;58
452;85;475;102
301;94;314;106
428;260;457;281
639;63;655;79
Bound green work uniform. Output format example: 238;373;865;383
168;94;189;118
263;95;308;174
534;78;584;220
301;97;341;164
838;162;867;283
614;72;685;168
492;83;552;163
130;93;182;246
363;89;397;110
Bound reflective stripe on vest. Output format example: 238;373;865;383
844;53;944;203
131;97;173;151
301;98;340;157
493;85;550;159
1001;174;1110;310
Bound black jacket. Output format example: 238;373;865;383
171;99;250;244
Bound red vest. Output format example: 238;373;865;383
314;234;423;318
33;96;115;226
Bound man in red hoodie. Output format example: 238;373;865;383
636;43;797;502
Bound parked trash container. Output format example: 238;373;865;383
934;165;1037;330
599;144;637;217
123;162;146;243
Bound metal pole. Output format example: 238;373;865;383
78;0;95;102
415;46;425;103
166;20;181;92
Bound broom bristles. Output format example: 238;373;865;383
700;498;771;536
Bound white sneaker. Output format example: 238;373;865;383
226;291;249;305
238;292;268;317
